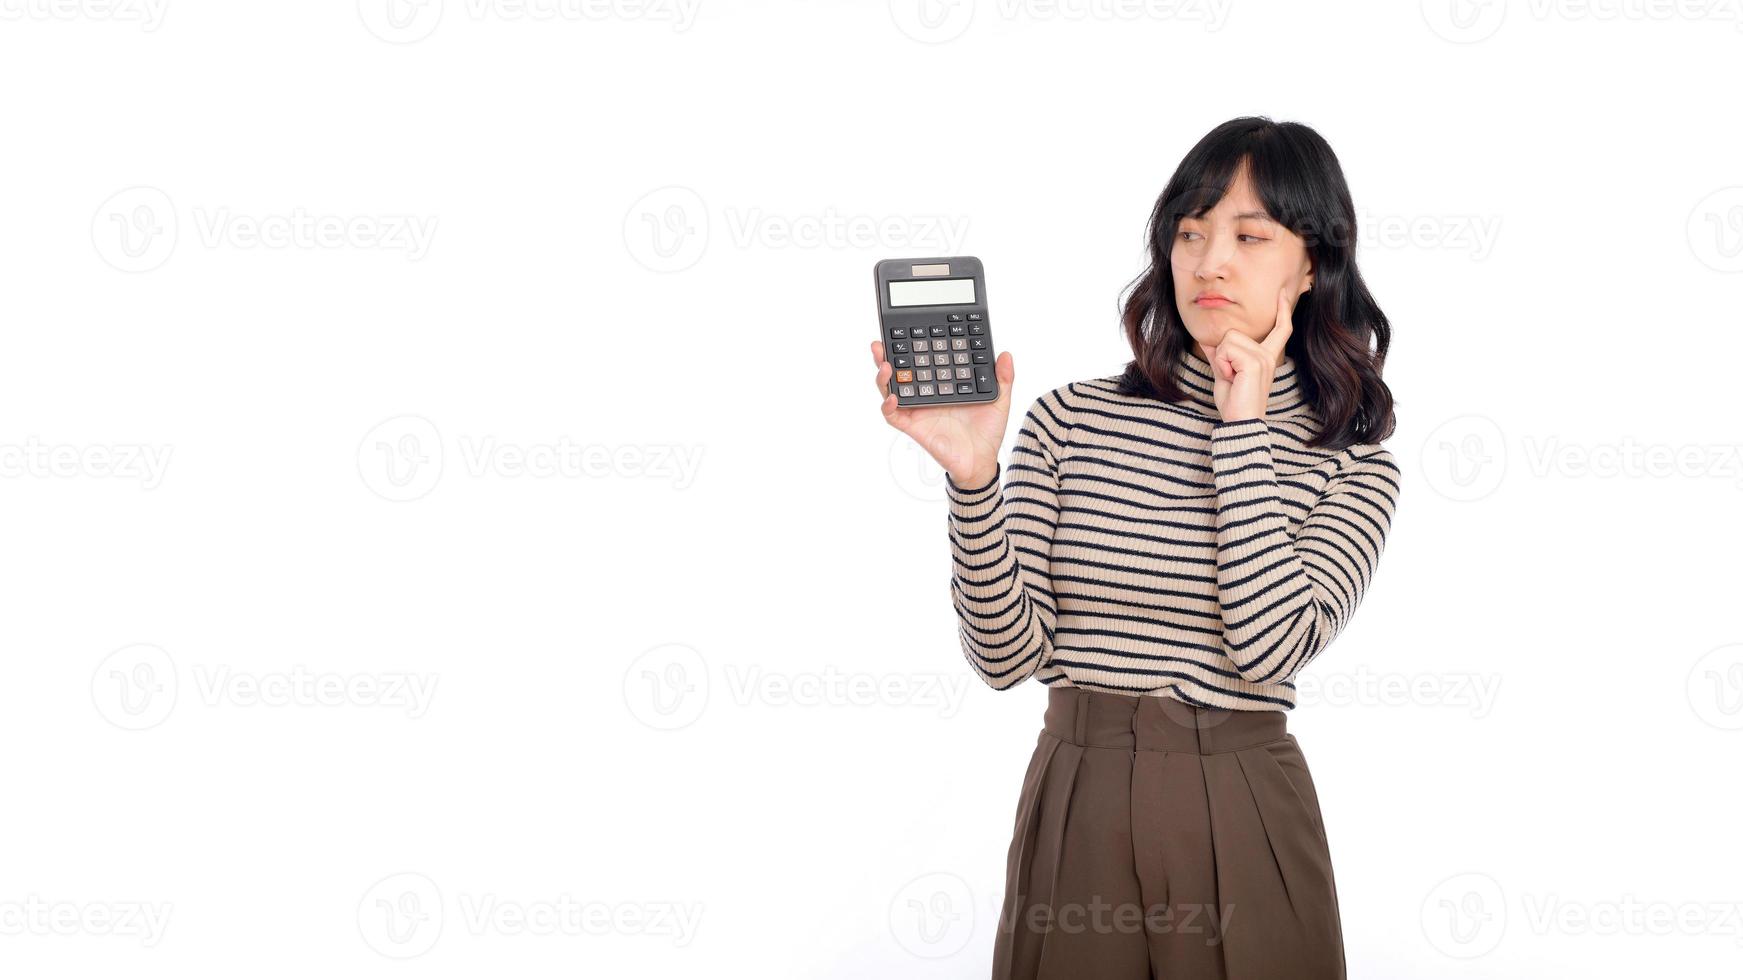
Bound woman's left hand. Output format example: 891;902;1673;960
1208;285;1297;423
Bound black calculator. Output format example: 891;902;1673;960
873;256;999;407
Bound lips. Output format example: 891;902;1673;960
1194;294;1233;306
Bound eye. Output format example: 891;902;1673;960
1177;231;1267;243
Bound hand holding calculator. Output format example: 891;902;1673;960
871;256;1014;489
872;256;1000;406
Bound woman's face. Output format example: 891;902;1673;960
1169;164;1314;357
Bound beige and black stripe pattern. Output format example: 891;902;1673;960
944;348;1400;711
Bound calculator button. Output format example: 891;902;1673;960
916;369;932;381
967;313;983;321
969;337;988;350
929;325;947;336
919;383;935;396
895;369;913;384
975;367;995;392
949;324;966;336
969;324;986;335
947;313;964;322
898;384;916;397
951;338;968;351
894;354;912;368
892;340;910;355
970;351;988;364
890;326;908;339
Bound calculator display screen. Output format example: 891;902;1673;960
888;278;976;307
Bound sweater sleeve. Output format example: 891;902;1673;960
1207;416;1401;687
944;392;1069;690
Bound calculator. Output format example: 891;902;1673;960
873;255;999;407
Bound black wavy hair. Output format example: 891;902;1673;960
1114;116;1396;450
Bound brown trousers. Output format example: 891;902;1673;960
991;686;1346;979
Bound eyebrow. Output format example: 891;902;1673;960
1181;209;1276;222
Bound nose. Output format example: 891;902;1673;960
1192;232;1238;283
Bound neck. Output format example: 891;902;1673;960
1174;343;1306;418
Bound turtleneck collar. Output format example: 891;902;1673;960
1172;345;1307;418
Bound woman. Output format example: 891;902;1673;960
870;117;1401;979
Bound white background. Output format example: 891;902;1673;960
3;1;1742;977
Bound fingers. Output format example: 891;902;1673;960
871;340;906;427
1263;286;1295;360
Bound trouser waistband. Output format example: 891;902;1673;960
1042;685;1287;754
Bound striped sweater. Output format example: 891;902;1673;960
944;347;1400;711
